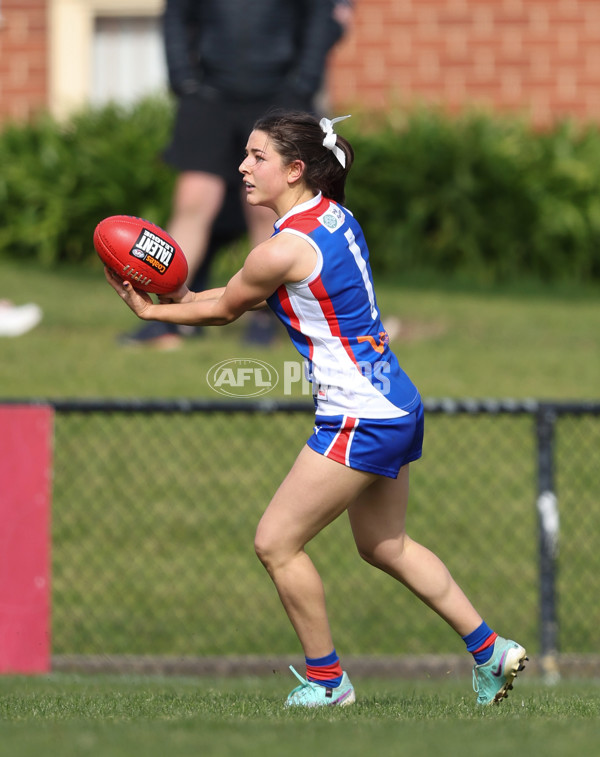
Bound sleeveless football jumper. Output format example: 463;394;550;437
267;193;423;477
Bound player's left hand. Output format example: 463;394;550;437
104;267;154;319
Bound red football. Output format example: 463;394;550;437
93;215;188;294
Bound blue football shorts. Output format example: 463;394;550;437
306;401;425;479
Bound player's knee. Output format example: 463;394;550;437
254;529;277;570
356;543;383;568
356;535;407;571
254;527;298;574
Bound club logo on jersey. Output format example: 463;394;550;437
318;202;345;233
206;358;279;397
130;228;175;275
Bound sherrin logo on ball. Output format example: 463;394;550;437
93;214;188;295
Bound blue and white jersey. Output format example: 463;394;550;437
267;193;421;419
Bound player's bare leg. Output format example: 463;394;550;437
347;464;483;636
254;445;375;657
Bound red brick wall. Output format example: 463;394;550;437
0;0;48;122
329;0;600;126
2;1;600;127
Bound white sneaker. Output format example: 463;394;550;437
0;302;43;337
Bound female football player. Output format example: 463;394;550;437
105;111;527;707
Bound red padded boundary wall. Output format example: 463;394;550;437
0;405;53;673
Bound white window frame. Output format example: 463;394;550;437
49;0;163;119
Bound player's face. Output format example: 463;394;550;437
239;130;289;210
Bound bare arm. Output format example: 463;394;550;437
104;232;315;326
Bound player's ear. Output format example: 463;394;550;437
287;159;305;185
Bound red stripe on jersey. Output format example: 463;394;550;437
276;284;314;361
325;416;359;465
279;196;328;234
308;275;358;365
280;216;321;234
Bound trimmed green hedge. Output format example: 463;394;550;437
2;98;600;283
0;98;175;267
344;110;600;283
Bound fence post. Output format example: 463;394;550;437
535;404;560;683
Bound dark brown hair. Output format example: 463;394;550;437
252;110;354;204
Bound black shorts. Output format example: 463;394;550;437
163;92;287;183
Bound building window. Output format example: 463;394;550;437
92;16;167;106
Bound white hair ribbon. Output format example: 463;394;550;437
319;114;351;167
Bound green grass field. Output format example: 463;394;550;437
0;258;599;399
1;674;599;757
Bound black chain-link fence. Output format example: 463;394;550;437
37;399;599;668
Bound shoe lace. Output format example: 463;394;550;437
289;665;311;687
288;665;323;697
472;666;479;693
290;665;308;686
